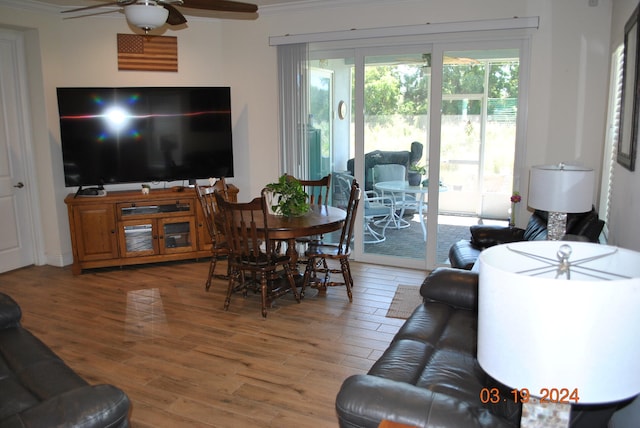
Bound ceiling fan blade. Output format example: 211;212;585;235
61;0;136;14
163;4;188;25
61;1;119;14
63;9;121;20
179;0;258;13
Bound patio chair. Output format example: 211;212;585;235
363;190;394;244
372;163;406;183
336;173;393;244
333;172;355;210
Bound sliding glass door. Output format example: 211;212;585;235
302;40;527;269
435;47;522;266
361;51;431;263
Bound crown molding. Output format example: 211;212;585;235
258;0;416;16
269;16;539;45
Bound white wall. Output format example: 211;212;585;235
608;0;640;251
0;0;615;266
222;0;612;222
0;4;231;266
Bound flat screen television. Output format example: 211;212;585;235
57;86;234;187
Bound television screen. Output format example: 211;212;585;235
57;86;234;187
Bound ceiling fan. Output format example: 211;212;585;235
62;0;259;33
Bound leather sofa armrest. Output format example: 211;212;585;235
336;375;514;428
420;268;478;310
469;225;525;249
570;214;605;242
561;234;591;242
0;293;22;329
0;385;130;428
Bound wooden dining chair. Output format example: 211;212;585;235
195;178;231;291
295;174;331;205
302;179;361;302
215;191;300;317
283;174;332;257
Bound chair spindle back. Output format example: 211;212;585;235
285;174;332;206
337;179;361;254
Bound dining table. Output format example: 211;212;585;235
263;204;347;270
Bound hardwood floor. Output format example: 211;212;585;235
0;259;427;427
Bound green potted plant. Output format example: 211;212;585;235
408;164;426;186
265;174;310;217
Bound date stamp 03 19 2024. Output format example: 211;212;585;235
480;387;580;405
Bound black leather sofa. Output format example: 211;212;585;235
448;208;605;270
336;268;520;428
0;292;131;428
335;268;623;428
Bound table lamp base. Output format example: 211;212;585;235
547;211;567;240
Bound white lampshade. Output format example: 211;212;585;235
124;2;169;31
528;163;594;213
478;241;640;404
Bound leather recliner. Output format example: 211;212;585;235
0;293;131;428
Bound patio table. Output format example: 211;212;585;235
374;180;447;241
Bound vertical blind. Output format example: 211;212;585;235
277;43;309;177
600;44;625;241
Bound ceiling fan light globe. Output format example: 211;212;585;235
124;3;169;30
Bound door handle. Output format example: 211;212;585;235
13;182;24;189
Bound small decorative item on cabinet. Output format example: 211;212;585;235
141;184;150;195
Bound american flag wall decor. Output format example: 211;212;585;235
117;34;177;72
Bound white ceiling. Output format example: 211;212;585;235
2;0;390;17
0;0;346;20
23;0;314;9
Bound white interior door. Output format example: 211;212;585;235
0;30;36;273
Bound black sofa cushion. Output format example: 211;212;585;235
0;293;130;428
335;268;625;428
450;209;604;270
335;268;521;428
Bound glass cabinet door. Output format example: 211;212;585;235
117;200;197;258
159;217;197;254
120;220;158;257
